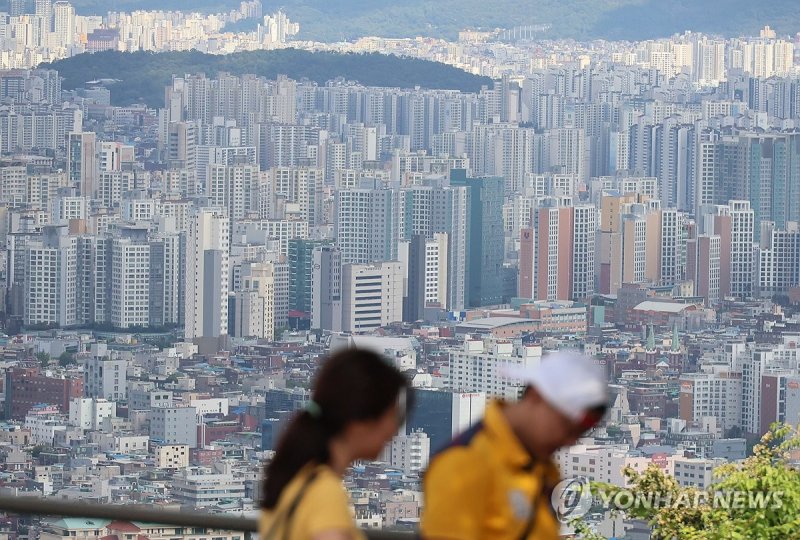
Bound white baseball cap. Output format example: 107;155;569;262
502;349;609;429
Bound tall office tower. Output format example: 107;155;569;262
206;164;261;221
67;132;97;199
271;167;324;224
288;239;332;326
341;262;403;333
232;262;275;340
110;227;151;329
450;169;504;307
184;208;230;341
53;1;75;47
335;183;400;265
23;225;78;327
756;221;800;297
167;121;197;170
311;245;342;332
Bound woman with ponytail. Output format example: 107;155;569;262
260;348;412;540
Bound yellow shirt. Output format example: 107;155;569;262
421;401;562;540
259;464;366;540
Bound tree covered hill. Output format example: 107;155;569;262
43;49;492;107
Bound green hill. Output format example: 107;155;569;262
43;49;492;107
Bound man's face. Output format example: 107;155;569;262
516;391;589;459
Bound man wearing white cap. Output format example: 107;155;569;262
421;350;608;540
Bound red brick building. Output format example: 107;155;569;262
4;367;84;420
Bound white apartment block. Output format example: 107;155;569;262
68;398;116;431
271;166;323;224
335;187;400;264
389;429;430;475
171;469;246;508
121;198;158;222
25;413;68;445
233;261;275;340
24;228;78;327
190;398;229;418
97;170;135;208
184;208;230;340
206;164;261;221
673;457;720;489
110;237;151;329
729;200;755;299
448;337;542;400
97;434;149;454
341;262;403;333
254;219;308;256
82;344;128;401
556;444;659;487
572;204;596;299
148;406;198;447
679;365;743;434
50;196;87;224
659;208;685;287
424;233;448;307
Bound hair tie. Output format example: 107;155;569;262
305;400;322;419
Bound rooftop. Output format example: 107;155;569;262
457;317;536;329
633;301;696;314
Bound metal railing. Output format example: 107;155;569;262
0;495;412;539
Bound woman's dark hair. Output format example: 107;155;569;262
262;348;412;509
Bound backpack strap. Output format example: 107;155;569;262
262;468;321;540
